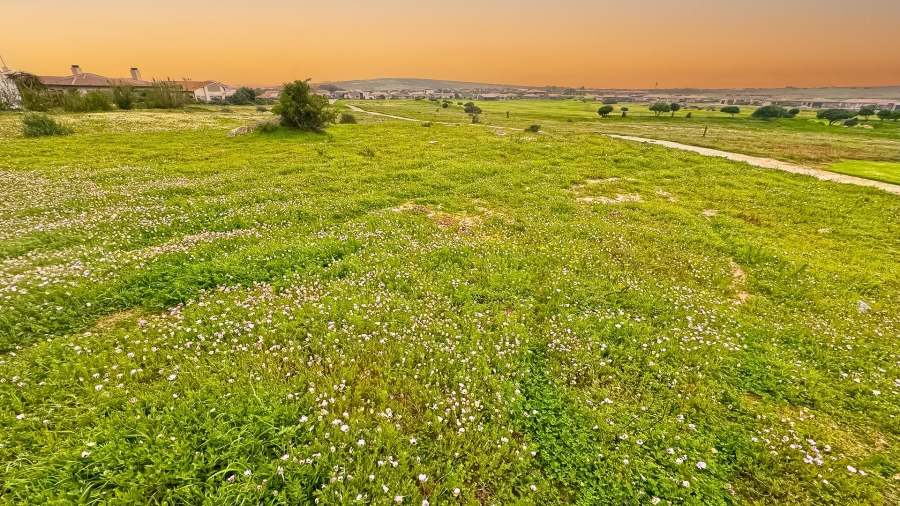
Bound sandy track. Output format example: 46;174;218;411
345;105;507;130
607;135;900;196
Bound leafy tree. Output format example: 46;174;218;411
273;79;336;131
876;109;891;121
816;108;856;126
620;107;629;112
891;111;900;121
228;87;258;105
318;83;342;92
751;105;790;120
649;102;670;117
720;106;740;118
442;102;449;108
788;108;800;116
602;97;618;104
669;103;681;117
843;117;859;127
597;105;614;118
857;107;875;120
464;103;482;114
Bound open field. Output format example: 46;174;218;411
343;100;900;170
1;107;900;505
827;161;900;187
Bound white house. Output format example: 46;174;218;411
171;80;229;102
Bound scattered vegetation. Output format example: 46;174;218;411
669;103;681;117
524;124;540;132
817;108;857;126
339;112;358;124
597;105;614;118
109;82;136;110
751;105;792;120
857;107;875;120
228;87;259;105
145;80;187;109
649;102;671;116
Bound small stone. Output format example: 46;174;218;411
858;300;871;313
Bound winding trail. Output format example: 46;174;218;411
607;135;900;196
343;105;900;196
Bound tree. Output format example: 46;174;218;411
669;103;681;117
843;117;859;127
318;83;342;92
816;108;856;126
891;111;900;121
720;106;740;118
876;110;891;121
751;105;790;120
857;107;875;120
273;79;336;131
649;102;671;117
464;102;482;114
598;105;614;118
788;108;800;116
228;87;258;105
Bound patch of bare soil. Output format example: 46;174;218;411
93;309;145;331
729;258;750;304
390;202;483;233
576;194;642;204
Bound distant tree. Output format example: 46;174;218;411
442;102;449;108
620;107;629;112
893;111;900;121
816;108;856;126
788;108;800;116
525;124;540;133
318;83;342;92
876;109;892;121
228;87;258;105
751;105;790;120
602;97;618;105
843;117;859;127
857;107;875;120
273;79;336;131
720;106;740;118
598;105;615;118
649;102;671;117
669;103;681;117
685;112;692;118
464;103;482;114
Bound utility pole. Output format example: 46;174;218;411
0;55;9;73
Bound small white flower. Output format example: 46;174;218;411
696;461;707;470
394;496;403;503
452;488;460;497
358;439;366;446
81;451;91;457
383;485;389;493
651;498;661;505
340;424;349;432
422;501;429;506
244;469;252;476
418;474;428;482
529;484;537;492
847;465;857;473
300;415;308;422
95;384;103;391
410;438;417;445
16;414;24;420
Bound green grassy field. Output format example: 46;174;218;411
1;106;899;505
344;99;900;170
827;161;900;186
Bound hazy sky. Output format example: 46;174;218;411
3;0;899;88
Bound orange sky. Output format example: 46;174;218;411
3;0;899;88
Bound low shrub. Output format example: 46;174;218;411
256;105;268;112
145;80;187;109
788;108;800;116
109;83;136;110
257;123;279;133
751;105;791;120
422;121;433;127
685;112;692;118
339;113;357;124
273;80;336;131
525;124;540;133
22;113;73;138
843;117;859;127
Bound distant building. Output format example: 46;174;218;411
39;65;153;93
476;93;505;100
170;80;229;102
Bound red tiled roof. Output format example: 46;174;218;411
39;73;153;88
168;80;217;92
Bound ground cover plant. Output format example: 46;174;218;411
1;106;899;505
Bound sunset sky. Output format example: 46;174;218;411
3;0;899;89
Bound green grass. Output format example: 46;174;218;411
828;160;900;186
0;107;899;505
347;100;900;169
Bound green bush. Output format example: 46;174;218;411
525;124;540;133
339;112;357;124
256;105;267;112
876;110;891;121
751;105;791;120
273;80;336;131
83;91;113;112
685;112;692;118
109;83;136;110
857;107;875;120
464;102;482;114
145;80;187;109
22;113;73;138
788;108;801;116
669;103;681;117
228;87;258;105
843;117;859;127
597;105;614;118
257;122;279;133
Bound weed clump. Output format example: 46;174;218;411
256;105;268;112
422;121;433;127
340;113;357;124
22;113;73;138
525;124;540;133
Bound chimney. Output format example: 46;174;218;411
130;68;142;81
71;65;83;75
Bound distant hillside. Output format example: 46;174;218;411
318;78;523;91
314;78;900;100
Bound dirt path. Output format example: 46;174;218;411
345;105;507;130
607;135;900;196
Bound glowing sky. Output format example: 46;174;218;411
3;0;899;88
